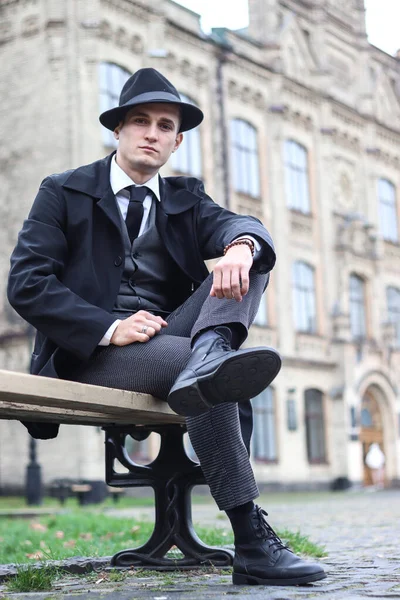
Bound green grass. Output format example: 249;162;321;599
0;494;213;512
0;510;325;566
6;564;60;593
0;512;234;565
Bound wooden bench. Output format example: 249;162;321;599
0;369;233;569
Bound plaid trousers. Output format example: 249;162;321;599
70;271;268;510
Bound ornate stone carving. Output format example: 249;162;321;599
283;107;313;131
130;34;143;54
335;214;377;260
321;127;360;152
21;15;40;37
332;158;357;212
0;20;14;45
227;80;265;110
115;27;128;48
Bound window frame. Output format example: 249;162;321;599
284;140;311;214
378;178;398;243
170;93;203;178
251;387;278;463
292;261;317;334
230;119;260;198
98;62;131;148
349;274;367;341
304;388;327;464
386;286;400;347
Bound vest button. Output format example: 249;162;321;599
114;256;122;267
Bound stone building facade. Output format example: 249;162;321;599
0;0;400;492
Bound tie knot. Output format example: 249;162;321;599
128;185;148;204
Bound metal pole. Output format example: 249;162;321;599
26;436;42;505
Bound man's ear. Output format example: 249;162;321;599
173;132;184;152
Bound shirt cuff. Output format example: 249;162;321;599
98;320;121;346
234;236;261;257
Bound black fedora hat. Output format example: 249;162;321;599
99;68;204;133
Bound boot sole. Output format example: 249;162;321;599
168;348;281;417
232;570;327;586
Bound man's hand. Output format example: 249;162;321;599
110;311;167;346
210;244;253;302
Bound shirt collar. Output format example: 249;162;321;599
110;154;160;201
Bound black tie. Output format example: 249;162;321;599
125;185;148;244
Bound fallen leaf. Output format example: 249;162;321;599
100;532;114;540
39;541;50;550
55;530;64;539
26;551;44;560
131;526;140;534
29;522;48;532
79;533;93;540
63;540;76;548
22;540;33;546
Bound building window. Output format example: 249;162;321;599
284;140;310;213
387;286;400;346
292;261;317;333
253;294;268;326
99;62;131;148
349;274;366;340
378;179;398;242
251;388;277;461
171;93;202;177
230;119;260;198
304;389;326;463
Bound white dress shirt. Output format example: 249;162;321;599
99;155;261;346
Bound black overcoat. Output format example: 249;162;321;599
8;153;276;382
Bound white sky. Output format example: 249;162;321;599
176;0;400;56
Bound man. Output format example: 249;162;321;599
8;68;326;585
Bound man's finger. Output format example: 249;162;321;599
230;267;242;302
221;267;232;299
240;267;250;296
213;268;224;299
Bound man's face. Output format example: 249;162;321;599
115;103;183;178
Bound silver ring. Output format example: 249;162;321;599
141;325;148;334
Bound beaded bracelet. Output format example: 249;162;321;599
223;238;255;257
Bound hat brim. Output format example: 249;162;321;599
99;91;204;133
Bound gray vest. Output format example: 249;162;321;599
113;199;180;318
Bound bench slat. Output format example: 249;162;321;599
0;400;179;426
0;370;183;425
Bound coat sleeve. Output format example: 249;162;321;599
7;177;116;360
194;182;276;274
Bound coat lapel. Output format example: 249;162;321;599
62;152;122;234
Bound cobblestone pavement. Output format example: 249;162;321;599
0;489;399;599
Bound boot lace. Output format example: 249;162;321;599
201;335;231;360
252;506;291;554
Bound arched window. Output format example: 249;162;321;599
349;274;366;340
251;388;277;461
304;389;326;463
170;93;202;177
230;119;260;198
284;140;310;213
98;62;131;148
292;261;317;333
387;286;400;346
378;179;398;242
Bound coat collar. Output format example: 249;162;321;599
62;153;201;215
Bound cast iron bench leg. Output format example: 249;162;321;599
104;424;234;569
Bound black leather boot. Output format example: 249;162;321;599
167;327;281;417
231;505;326;586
